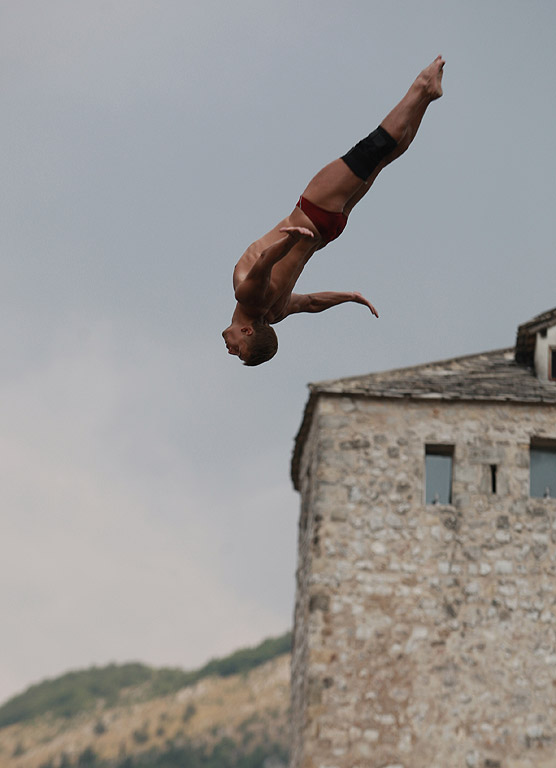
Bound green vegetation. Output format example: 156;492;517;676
94;719;108;736
132;723;150;744
44;736;288;768
0;632;291;728
0;664;152;728
194;633;291;680
182;703;196;723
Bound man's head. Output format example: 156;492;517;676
242;320;278;366
222;321;278;366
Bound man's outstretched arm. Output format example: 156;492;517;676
234;227;314;307
283;291;379;318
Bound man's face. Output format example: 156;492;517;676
222;327;250;361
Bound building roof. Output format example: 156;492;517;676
291;345;556;490
305;347;556;402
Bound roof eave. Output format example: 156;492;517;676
290;384;556;492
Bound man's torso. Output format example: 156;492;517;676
233;206;322;323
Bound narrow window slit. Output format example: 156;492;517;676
490;464;497;494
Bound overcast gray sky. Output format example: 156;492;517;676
1;0;556;704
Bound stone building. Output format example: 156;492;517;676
290;308;556;768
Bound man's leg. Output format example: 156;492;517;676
300;56;445;215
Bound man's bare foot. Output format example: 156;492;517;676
418;55;445;100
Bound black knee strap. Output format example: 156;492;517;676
341;126;397;180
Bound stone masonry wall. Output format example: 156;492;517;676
291;416;318;767
290;394;556;768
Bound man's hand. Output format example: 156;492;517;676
234;228;314;309
352;291;379;318
277;290;379;319
279;226;314;241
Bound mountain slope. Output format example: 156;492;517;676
0;636;291;768
0;633;291;728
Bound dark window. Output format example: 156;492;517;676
550;347;556;381
490;464;497;494
530;439;556;498
425;444;454;504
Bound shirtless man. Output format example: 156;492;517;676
222;56;445;366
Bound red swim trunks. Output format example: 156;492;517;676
296;196;348;249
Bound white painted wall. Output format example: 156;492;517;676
534;325;556;381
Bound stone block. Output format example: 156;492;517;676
309;593;330;612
